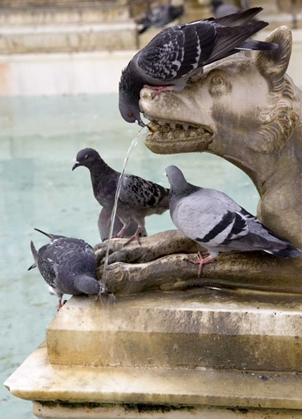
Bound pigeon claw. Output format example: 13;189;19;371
143;84;174;99
187;251;214;277
123;226;142;246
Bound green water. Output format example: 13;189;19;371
0;94;259;418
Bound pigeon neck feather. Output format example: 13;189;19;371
120;59;143;102
171;182;200;198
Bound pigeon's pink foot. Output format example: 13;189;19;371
57;298;67;311
187;251;214;277
57;298;62;312
143;84;174;99
123;226;142;246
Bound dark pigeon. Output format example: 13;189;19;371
119;7;278;127
166;165;302;276
136;1;184;35
98;207;147;242
72;148;169;244
28;228;109;310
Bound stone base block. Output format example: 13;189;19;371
46;290;302;371
4;342;302;418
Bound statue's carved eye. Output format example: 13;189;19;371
209;72;231;96
211;76;224;86
128;112;134;118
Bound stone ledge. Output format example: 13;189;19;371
0;22;137;53
46;290;302;371
4;342;302;417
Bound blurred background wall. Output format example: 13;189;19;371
0;0;300;53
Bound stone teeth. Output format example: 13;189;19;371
167;132;174;141
169;122;176;129
182;124;189;130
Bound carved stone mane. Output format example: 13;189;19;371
253;29;300;153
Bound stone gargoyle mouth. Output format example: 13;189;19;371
144;116;213;155
139;88;214;155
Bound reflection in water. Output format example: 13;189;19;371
0;94;258;418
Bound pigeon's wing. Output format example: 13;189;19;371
50;238;96;293
172;190;251;247
37;245;59;289
137;22;216;81
119;174;169;210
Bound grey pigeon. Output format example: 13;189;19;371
166;165;302;276
72;148;169;244
28;228;109;310
212;0;241;18
119;7;278;127
98;207;148;242
212;1;253;19
136;1;184;35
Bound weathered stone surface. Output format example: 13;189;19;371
0;23;137;53
95;231;302;296
4;339;302;418
46;291;302;371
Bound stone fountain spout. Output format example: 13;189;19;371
95;25;302;296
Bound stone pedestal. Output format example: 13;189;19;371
4;289;302;418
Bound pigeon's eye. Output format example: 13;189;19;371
128;112;134;118
84;154;89;159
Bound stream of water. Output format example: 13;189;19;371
102;128;146;282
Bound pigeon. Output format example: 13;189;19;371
212;0;252;19
98;207;148;241
28;228;109;310
212;0;241;18
119;7;278;127
136;1;184;35
165;165;302;276
72;148;169;244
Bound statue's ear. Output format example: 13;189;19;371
256;26;292;89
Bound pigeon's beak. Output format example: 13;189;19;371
72;161;80;171
28;263;37;271
136;118;145;128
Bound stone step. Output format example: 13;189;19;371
0;5;130;26
0;22;137;53
4;341;302;418
46;290;302;371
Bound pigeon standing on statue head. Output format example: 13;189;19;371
28;228;109;310
119;7;278;126
72;148;169;244
165;165;302;276
136;1;184;35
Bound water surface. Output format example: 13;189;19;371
0;94;258;418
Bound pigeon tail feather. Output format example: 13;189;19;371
266;243;302;258
34;228;53;239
